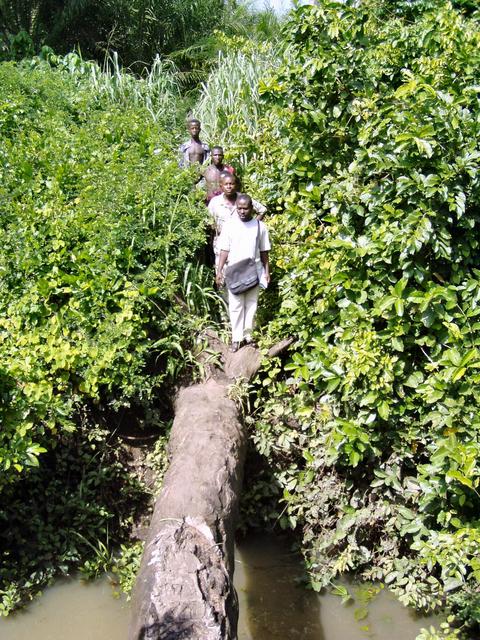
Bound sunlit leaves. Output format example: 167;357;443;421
0;59;216;484
239;0;480;617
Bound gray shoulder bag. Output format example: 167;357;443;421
224;221;260;295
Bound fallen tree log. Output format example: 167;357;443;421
129;336;292;640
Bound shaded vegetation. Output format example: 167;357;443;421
0;0;282;75
198;1;480;637
0;54;220;610
0;425;147;613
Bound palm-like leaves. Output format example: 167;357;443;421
0;0;283;70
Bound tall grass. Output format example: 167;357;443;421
90;53;182;121
32;50;183;127
194;46;280;153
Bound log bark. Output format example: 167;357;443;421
129;337;291;640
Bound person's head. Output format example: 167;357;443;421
211;146;224;167
187;118;201;138
236;194;253;221
220;172;237;197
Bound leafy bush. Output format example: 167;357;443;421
0;58;217;479
207;0;480;631
0;425;148;614
0;54;220;611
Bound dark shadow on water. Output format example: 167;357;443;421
234;532;439;640
235;532;325;640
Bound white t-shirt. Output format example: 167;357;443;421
208;195;267;234
218;217;271;277
208;194;237;233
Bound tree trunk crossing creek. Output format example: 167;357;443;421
129;333;293;640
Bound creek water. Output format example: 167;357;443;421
0;533;436;640
235;534;435;640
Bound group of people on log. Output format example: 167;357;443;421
179;117;271;353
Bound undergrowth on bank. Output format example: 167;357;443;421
0;425;147;613
0;55;219;612
197;2;480;637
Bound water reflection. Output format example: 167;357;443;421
234;532;436;640
235;533;325;639
0;533;437;640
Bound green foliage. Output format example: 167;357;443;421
194;37;284;215
416;620;461;640
6;29;34;59
0;0;108;59
92;0;227;72
448;585;480;635
0;425;148;614
224;0;480;630
169;3;282;82
0;58;218;480
0;0;283;72
0;55;221;611
110;540;145;598
195;42;279;145
145;428;171;493
78;535;145;600
35;51;184;129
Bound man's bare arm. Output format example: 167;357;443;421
216;250;229;286
260;251;270;284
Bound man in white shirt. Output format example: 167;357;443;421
215;194;271;352
208;174;267;268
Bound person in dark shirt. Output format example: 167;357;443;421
203;146;235;203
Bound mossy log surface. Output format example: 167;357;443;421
129;336;291;640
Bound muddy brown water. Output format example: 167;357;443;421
0;533;437;640
234;534;436;640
